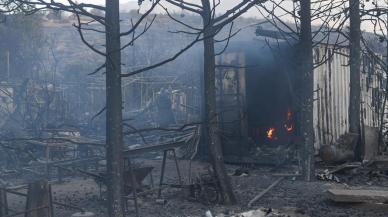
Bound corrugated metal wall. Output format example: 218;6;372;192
313;45;383;150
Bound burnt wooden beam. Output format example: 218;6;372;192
247;177;284;207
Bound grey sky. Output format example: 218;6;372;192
66;0;280;18
64;0;383;32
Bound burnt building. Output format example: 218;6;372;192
216;36;384;163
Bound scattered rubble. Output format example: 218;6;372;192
317;169;341;182
209;207;310;217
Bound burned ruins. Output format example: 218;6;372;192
0;1;388;217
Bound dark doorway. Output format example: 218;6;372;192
245;42;296;148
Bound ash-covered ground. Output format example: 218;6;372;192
4;159;388;217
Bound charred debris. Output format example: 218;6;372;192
0;1;388;217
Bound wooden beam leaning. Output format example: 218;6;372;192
248;177;284;207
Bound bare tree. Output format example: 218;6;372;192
298;0;314;181
155;0;267;204
360;1;388;153
349;0;361;155
105;0;124;215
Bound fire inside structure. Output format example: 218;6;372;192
214;37;384;163
265;108;295;141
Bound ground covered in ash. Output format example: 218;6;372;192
5;159;388;217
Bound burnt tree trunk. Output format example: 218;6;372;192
299;0;315;181
200;0;236;204
105;0;125;216
378;27;388;153
349;0;361;150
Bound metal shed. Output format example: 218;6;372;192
216;40;384;160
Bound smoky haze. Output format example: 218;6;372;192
0;1;387;217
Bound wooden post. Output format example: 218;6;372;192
0;188;8;217
25;180;53;217
157;150;168;198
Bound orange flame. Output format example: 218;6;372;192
267;128;276;140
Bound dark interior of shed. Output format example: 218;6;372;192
245;51;296;148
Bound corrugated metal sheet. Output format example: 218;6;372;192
313;45;383;150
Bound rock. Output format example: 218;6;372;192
319;145;354;163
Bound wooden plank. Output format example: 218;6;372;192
327;189;388;203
